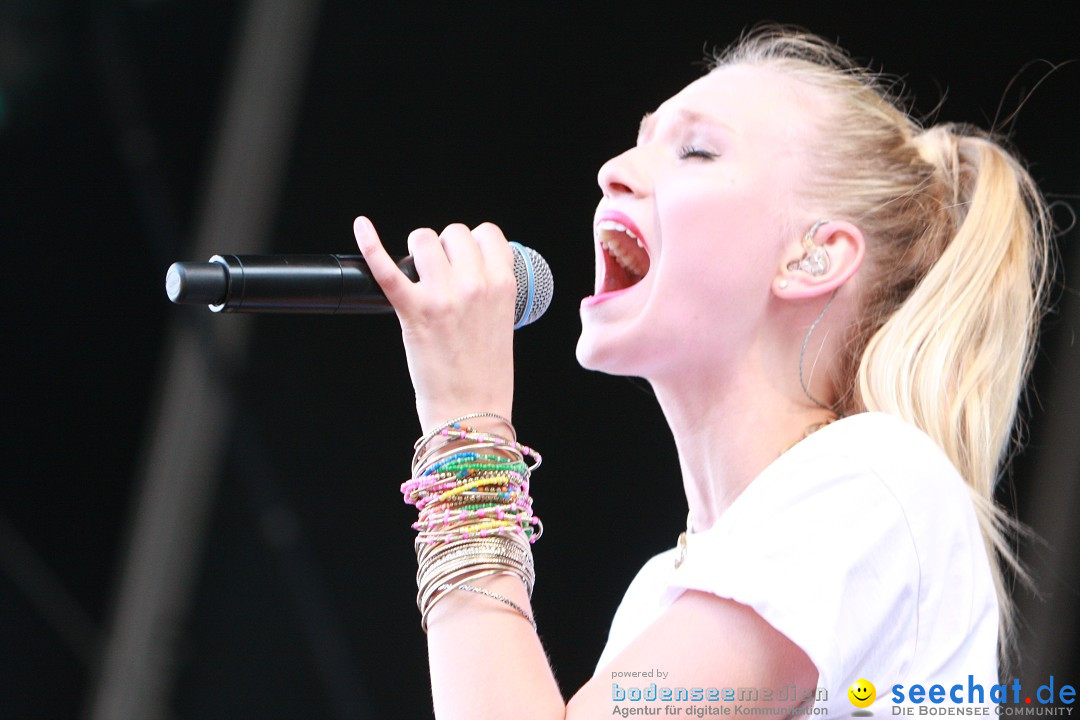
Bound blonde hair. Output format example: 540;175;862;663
714;27;1051;654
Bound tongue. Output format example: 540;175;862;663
602;250;643;293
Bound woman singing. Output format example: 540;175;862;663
352;27;1050;719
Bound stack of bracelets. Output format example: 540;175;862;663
401;412;543;632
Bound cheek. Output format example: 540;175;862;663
655;186;782;297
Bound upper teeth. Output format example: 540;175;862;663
596;220;645;249
597;219;649;277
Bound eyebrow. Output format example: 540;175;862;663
637;109;734;143
638;112;654;140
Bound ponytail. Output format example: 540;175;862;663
716;28;1053;654
856;125;1050;650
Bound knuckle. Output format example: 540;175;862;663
473;221;501;234
441;222;471;239
472;222;505;241
457;279;486;302
424;296;453;318
374;270;401;291
495;274;516;296
408;227;437;247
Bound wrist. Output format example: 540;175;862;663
417;408;514;437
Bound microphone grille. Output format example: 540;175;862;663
510;243;553;329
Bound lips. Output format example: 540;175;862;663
593;212;651;297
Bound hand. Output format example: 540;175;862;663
353;216;517;433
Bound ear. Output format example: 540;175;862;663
772;220;865;299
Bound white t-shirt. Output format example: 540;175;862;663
594;412;998;717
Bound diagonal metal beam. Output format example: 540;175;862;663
85;1;322;718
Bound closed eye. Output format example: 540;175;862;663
679;145;718;160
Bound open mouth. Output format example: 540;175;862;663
597;219;651;294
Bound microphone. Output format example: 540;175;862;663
165;242;553;329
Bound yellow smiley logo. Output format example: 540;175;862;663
848;679;876;708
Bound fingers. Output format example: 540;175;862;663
407;227;451;285
353;216;415;306
472;222;516;288
407;222;513;286
355;215;514;300
417;222;509;280
351;217;517;432
439;223;485;273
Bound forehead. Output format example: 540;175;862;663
647;64;819;145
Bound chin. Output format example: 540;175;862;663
575;330;605;372
575;321;645;377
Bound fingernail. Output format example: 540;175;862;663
354;215;373;236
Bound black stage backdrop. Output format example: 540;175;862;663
3;1;1079;718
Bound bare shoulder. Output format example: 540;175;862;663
567;590;817;718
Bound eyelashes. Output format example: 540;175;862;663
678;145;718;160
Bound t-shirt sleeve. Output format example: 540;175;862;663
666;451;921;693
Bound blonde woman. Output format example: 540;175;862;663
352;27;1049;719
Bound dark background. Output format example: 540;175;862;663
3;1;1078;718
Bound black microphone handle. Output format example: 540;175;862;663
167;244;553;327
166;254;419;314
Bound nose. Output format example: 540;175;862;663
597;147;648;199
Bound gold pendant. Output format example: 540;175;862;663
674;510;692;568
675;531;687;568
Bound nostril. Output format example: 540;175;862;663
597;150;645;198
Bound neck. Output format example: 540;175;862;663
651;357;834;533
